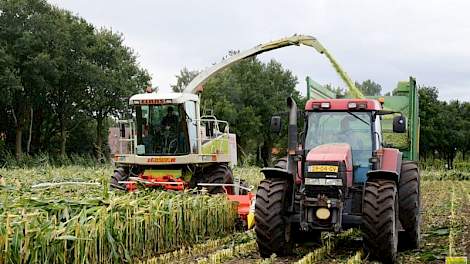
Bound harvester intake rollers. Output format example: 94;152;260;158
362;179;398;264
201;164;234;194
255;179;293;257
398;161;421;249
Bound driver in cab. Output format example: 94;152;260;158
338;116;364;149
161;106;178;132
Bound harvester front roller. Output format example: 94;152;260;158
255;179;293;257
398;161;420;249
362;179;398;264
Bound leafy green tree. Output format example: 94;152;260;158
201;57;299;166
44;10;96;157
0;0;54;158
418;87;440;160
0;0;150;161
355;79;382;96
171;67;199;92
80;29;150;160
325;84;346;98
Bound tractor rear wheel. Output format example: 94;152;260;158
255;179;293;257
362;179;398;264
203;164;234;194
398;161;420;249
273;157;287;169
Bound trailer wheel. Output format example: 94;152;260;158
362;179;398;264
255;179;292;257
398;161;420;250
204;165;234;194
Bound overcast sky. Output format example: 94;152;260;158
49;0;470;101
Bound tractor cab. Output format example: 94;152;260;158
303;98;384;184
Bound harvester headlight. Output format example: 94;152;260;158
316;208;331;220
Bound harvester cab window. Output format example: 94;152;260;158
305;112;372;168
184;101;198;153
135;104;190;155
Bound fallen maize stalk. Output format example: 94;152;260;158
346;249;364;264
294;229;357;264
196;240;257;264
140;231;254;264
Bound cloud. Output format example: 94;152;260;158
49;0;470;101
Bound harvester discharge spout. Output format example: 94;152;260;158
183;34;363;99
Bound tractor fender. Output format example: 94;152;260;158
260;167;293;181
367;148;402;182
367;169;400;183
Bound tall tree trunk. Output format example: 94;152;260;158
15;127;22;160
11;108;22;159
31;107;43;154
96;116;103;162
60;118;67;157
26;106;33;154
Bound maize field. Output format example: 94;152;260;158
1;166;469;263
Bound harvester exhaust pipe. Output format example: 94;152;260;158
287;97;297;176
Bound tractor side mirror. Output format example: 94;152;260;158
393;115;406;133
270;116;281;134
120;124;126;138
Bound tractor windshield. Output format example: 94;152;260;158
134;104;190;155
305;111;372;168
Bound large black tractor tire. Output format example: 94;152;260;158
398;161;421;250
203;164;234;194
362;179;399;264
255;179;293;257
110;167;129;190
273;157;287;169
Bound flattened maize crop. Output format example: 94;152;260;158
0;166;238;264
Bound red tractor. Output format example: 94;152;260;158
255;80;420;264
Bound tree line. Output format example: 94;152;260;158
0;0;150;161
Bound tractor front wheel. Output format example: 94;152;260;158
398;161;421;250
255;179;292;257
362;179;399;264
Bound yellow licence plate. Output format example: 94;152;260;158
308;165;338;173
